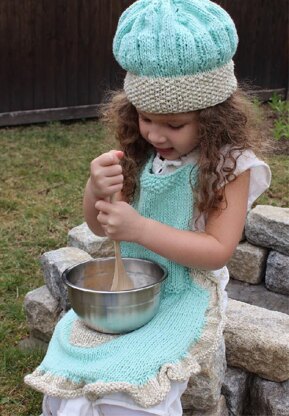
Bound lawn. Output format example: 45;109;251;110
0;118;288;416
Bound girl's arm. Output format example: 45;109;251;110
96;170;250;270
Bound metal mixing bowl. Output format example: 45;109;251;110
63;258;167;334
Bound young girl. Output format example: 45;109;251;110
25;0;271;414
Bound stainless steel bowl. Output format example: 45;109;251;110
63;258;167;334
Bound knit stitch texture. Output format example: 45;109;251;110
25;158;225;407
113;0;238;77
113;0;238;112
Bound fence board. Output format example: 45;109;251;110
78;0;90;106
42;0;57;109
217;0;288;91
55;0;68;108
21;0;35;110
0;0;287;126
0;105;99;126
8;0;23;111
66;0;79;107
88;0;99;105
0;2;9;112
33;0;44;109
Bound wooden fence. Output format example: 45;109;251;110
0;0;288;126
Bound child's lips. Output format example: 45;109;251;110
155;147;174;156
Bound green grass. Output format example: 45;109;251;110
268;93;289;140
0;119;288;415
0;120;112;416
257;155;289;207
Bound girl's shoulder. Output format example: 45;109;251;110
194;146;271;232
218;145;270;177
218;145;271;210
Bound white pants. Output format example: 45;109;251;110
42;381;188;416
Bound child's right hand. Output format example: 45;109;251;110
88;150;124;199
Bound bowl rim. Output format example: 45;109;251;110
62;258;168;294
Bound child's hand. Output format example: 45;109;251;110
95;199;145;242
88;150;124;199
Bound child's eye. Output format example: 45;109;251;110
139;115;151;123
168;124;184;130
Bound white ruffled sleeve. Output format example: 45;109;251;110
193;147;271;232
224;148;271;210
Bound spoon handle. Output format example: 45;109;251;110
110;193;134;291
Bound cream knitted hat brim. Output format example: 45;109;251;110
124;60;237;113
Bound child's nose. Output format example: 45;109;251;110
148;129;167;145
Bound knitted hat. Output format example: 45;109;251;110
113;0;238;113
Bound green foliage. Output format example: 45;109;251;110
268;93;289;140
269;93;288;114
256;155;289;207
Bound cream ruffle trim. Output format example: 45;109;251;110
124;60;237;113
24;269;226;408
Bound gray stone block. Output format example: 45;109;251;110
182;338;226;411
24;285;61;342
225;299;289;382
18;336;48;352
68;222;114;258
247;376;289;416
227;241;268;284
245;205;289;255
190;395;228;416
40;246;92;310
221;366;250;416
227;279;289;315
265;251;289;296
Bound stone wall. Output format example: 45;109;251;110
227;205;289;315
23;205;289;415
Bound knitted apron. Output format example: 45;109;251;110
25;157;226;408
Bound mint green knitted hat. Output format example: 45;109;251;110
113;0;238;113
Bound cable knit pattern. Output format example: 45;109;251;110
113;0;238;77
25;158;226;407
113;0;238;112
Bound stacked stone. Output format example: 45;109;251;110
227;205;289;314
22;207;289;415
224;205;289;415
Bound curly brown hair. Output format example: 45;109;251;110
100;88;268;218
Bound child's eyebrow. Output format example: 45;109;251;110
138;111;151;118
138;112;186;120
138;111;194;124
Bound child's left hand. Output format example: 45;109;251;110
95;199;145;242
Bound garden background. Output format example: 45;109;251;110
0;1;288;415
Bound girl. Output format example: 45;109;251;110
25;0;271;415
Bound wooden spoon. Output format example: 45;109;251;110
110;194;134;291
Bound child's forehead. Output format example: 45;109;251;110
137;110;197;123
